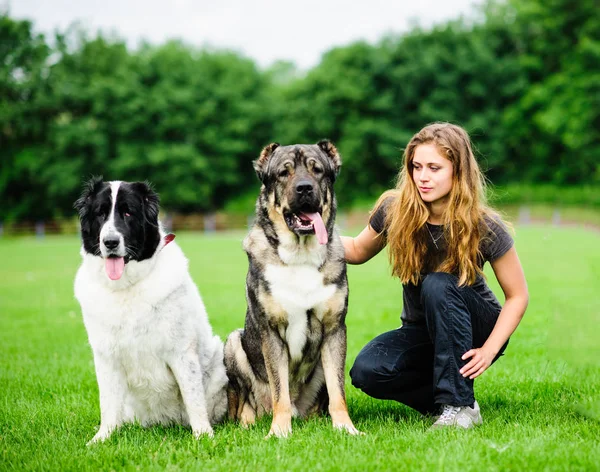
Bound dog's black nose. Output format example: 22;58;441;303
295;180;314;195
103;237;120;250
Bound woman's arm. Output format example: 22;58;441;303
341;225;387;264
460;246;529;379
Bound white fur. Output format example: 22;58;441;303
98;182;126;258
75;229;228;444
277;233;328;267
264;262;336;361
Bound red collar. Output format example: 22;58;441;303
164;233;176;246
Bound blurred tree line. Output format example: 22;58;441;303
1;0;598;220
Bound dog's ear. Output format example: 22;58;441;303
131;181;160;226
253;142;280;182
317;139;342;179
74;176;105;219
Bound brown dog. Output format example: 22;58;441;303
224;141;360;438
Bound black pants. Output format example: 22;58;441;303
350;272;508;415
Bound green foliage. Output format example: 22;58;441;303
0;14;52;219
106;43;273;211
489;184;600;207
274;42;402;205
1;0;599;220
499;0;600;185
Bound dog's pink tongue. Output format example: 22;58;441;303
302;212;328;245
105;257;125;280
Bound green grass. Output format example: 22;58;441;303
1;226;599;471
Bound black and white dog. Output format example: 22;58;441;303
74;177;227;444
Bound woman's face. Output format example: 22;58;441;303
411;143;454;206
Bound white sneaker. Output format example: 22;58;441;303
430;401;482;429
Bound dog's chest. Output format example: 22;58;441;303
264;264;336;360
82;286;179;364
119;343;177;396
93;303;179;397
265;264;335;315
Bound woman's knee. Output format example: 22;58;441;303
349;352;386;390
349;354;372;389
421;272;457;305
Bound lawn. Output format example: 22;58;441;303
1;225;599;471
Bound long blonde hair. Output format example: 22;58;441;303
373;122;504;286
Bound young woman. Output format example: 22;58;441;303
342;122;528;429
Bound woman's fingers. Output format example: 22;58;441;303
469;365;487;379
461;349;476;360
461;348;493;378
460;351;481;374
462;360;482;377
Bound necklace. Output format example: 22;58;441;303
426;224;444;250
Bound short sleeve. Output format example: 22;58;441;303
481;216;514;262
368;197;393;235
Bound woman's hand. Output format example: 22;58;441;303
460;347;496;379
460;247;529;380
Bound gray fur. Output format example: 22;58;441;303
224;141;360;437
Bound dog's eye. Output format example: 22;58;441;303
278;169;289;178
312;166;323;175
120;205;132;217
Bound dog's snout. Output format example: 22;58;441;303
103;237;120;250
295;180;314;195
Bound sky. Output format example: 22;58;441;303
7;0;483;70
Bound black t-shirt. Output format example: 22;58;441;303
369;198;514;323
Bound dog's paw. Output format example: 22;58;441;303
333;422;365;436
265;423;292;439
86;428;112;446
240;417;256;429
193;425;214;438
240;406;256;428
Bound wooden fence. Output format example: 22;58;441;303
1;207;597;237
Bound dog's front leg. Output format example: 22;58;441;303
321;325;362;435
170;347;214;438
88;353;128;445
263;331;292;438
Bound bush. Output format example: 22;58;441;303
488;184;600;208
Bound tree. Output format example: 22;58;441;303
0;13;51;220
111;42;274;211
500;0;600;184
